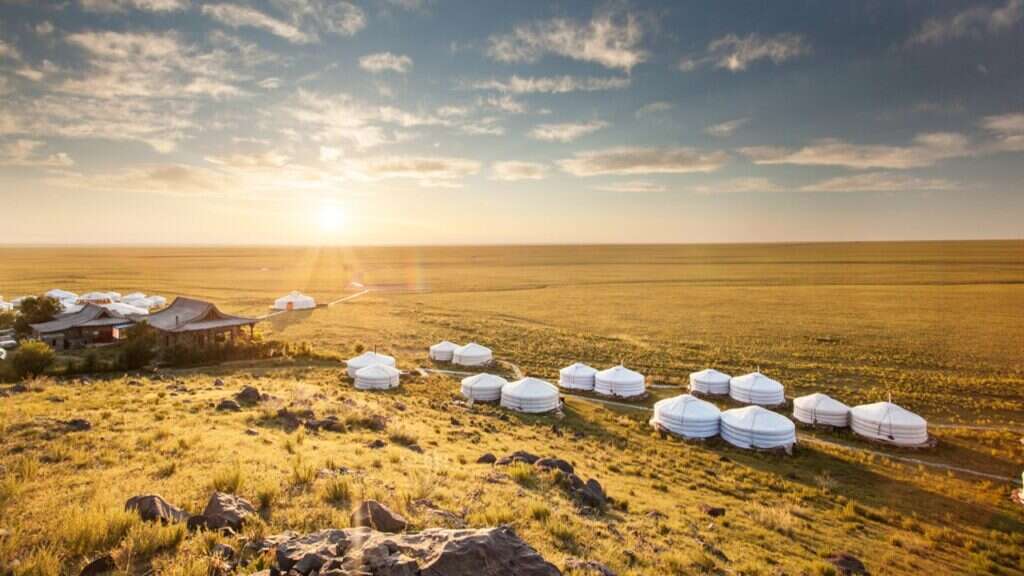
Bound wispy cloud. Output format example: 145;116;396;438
79;0;190;13
980;112;1024;151
202;4;313;44
464;75;630;94
680;33;809;72
800;172;957;193
529;120;607;143
478;94;527;114
690;177;780;195
459;117;505;136
559;147;728;176
0;139;73;167
635;101;672;118
353;155;480;187
487;5;647;71
705;117;748;137
740;133;971;169
908;0;1022;46
491;161;546;181
594;180;667;192
359;52;413;74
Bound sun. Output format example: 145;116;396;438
316;205;344;234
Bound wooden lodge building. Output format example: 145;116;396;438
31;297;258;351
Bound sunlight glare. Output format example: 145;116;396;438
317;205;344;234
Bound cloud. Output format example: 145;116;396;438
79;0;190;12
740;132;972;169
204;151;290;168
464;75;630;94
529;120;607;143
981;112;1024;151
359;52;413;74
203;4;313;44
0;38;21;61
352;155;480;187
266;0;366;37
0;139;73;167
487;6;647;71
908;0;1022;46
319;146;342;162
491;161;546;181
705;117;748;137
799;172;957;193
478;94;527;114
681;33;809;72
635;101;672;118
594;180;667;193
35;21;54;36
459;117;504;136
690;177;781;195
285;89;446;149
559;146;728;176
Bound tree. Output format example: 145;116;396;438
14;296;62;337
120;323;157;370
12;340;55;379
0;310;15;331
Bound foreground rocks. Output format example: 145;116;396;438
491;451;607;510
188;492;257;532
350;500;408;533
254;526;560;576
827;552;869;575
125;494;189;524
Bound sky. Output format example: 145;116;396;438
0;0;1022;246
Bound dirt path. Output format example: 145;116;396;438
327;289;371;307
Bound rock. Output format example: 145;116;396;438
367;439;386;449
350;500;408;533
214;378;225;387
496;451;539;466
578;479;606;508
276;529;351;574
64;418;91;432
235;386;262;405
476;453;497;464
565;558;616;576
193;492;256;532
245;428;259;436
450;416;461;427
128;380;142;387
827;553;869;575
212;543;236;561
216;399;241;412
535;458;574;475
125;494;189;524
268;526;559;576
79;554;116;576
700;504;726;518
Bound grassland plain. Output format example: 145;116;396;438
1;241;1023;575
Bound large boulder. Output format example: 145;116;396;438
534;458;574;475
496;451;540;466
235;386;263;405
191;492;256;532
216;399;241;412
125;494;189;524
268;526;559;576
350;500;408;533
827;553;868;575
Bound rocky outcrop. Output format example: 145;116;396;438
264;526;560;576
827;552;868;575
124;494;189;524
534;457;574;475
235;386;264;405
350;500;408;533
188;492;256;532
216;399;241;412
496;451;540;466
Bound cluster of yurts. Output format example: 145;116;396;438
343;341;930;451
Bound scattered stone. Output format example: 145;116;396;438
190;492;256;532
64;418;91;432
214;378;225;387
534;457;574;475
827;552;869;575
276;529;350;574
394;401;407;411
79;554;116;576
211;543;236;561
576;479;607;509
496;451;540;466
646;511;666;520
476;453;497;464
235;386;262;405
367;439;386;449
700;504;726;518
125;494;189;524
128;380;142;387
350;500;408;533
318;418;346;433
216;399;241;412
245;428;259;436
565;558;616;576
450;416;462;426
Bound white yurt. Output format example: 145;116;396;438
274;291;316;311
500;377;560;414
793;393;851;427
720;406;797;450
354;364;400;390
558;362;597;391
80;291;117;304
0;348;6;361
729;372;785;406
689;368;732;395
102;302;149;316
0;299;13;312
122;292;147;302
650;394;721;439
148;295;168;308
123;296;156;309
453;342;493;366
594;365;646;398
346;351;396;378
46;289;79;302
429;340;460;362
461;373;508;402
850;401;928;446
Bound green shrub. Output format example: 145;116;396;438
120;323;157;370
12;340;55;378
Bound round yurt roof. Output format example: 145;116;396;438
851;401;926;427
430;340;459;352
461;373;508;389
560;362;597;377
654;394;721;420
721;405;794;433
355;363;400;378
597;365;644;383
691;368;730;382
123;292;147;301
102;302;149;316
46;289;78;300
347;351;396;368
793;393;850;414
456;342;491;356
731;372;783;392
503;377;558;399
81;291;113;301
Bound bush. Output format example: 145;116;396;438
13;296;61;337
120;323;157;370
12;340;55;379
0;310;15;330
